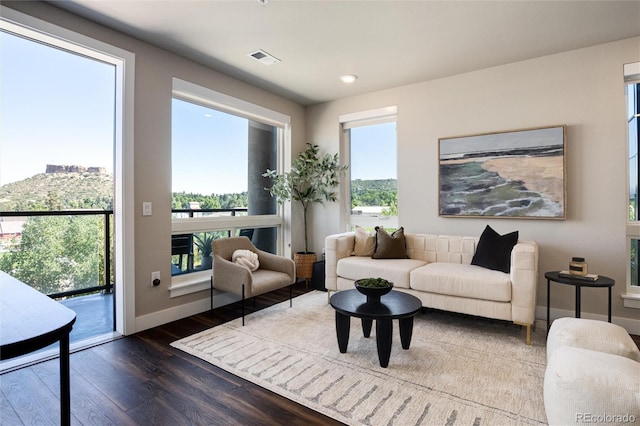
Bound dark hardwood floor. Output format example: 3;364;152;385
0;285;343;426
2;284;639;426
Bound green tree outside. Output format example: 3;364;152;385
0;215;104;295
350;179;398;213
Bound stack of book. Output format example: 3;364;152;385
559;270;599;281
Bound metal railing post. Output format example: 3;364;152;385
104;212;112;294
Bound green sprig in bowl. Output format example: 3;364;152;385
355;277;393;301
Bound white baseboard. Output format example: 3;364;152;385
135;290;240;333
535;305;640;335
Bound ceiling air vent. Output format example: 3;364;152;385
248;49;280;65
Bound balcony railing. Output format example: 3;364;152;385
172;207;247;219
0;208;253;297
0;210;114;300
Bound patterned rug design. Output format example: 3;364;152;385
171;291;547;425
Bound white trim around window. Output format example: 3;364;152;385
340;106;399;231
169;78;291;297
173;78;291;128
625;62;640;307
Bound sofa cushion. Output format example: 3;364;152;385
372;227;409;259
410;262;511;302
336;256;427;288
471;225;518;273
547;317;640;362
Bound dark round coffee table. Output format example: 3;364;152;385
329;289;422;368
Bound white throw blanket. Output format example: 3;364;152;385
232;249;259;272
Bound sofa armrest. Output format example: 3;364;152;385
510;240;539;326
325;232;355;291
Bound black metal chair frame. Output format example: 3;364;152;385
209;280;293;326
171;234;194;272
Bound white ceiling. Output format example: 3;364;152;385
50;0;640;106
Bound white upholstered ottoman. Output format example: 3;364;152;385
546;317;640;362
544;318;640;425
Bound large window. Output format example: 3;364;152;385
0;6;135;341
170;78;290;295
340;107;398;230
0;30;116;300
172;99;277;212
625;62;640;307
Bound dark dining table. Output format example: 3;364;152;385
0;271;76;426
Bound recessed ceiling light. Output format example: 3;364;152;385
340;74;358;84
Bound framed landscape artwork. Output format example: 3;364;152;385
438;125;566;219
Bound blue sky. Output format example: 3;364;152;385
439;126;564;158
350;122;397;181
172;99;249;194
0;31;115;186
1;30;397;195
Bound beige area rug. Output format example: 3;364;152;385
171;291;547;425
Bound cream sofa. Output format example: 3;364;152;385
325;231;538;344
544;318;640;425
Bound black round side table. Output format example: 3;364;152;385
545;271;615;334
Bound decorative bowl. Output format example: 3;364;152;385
355;278;393;302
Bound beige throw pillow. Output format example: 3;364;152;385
352;225;376;256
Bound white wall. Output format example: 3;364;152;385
307;37;640;326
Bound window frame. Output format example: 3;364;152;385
339;106;398;231
624;61;640;308
0;6;136;334
169;78;291;296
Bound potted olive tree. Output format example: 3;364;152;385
263;143;347;281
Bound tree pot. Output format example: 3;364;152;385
294;252;317;280
201;255;213;270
